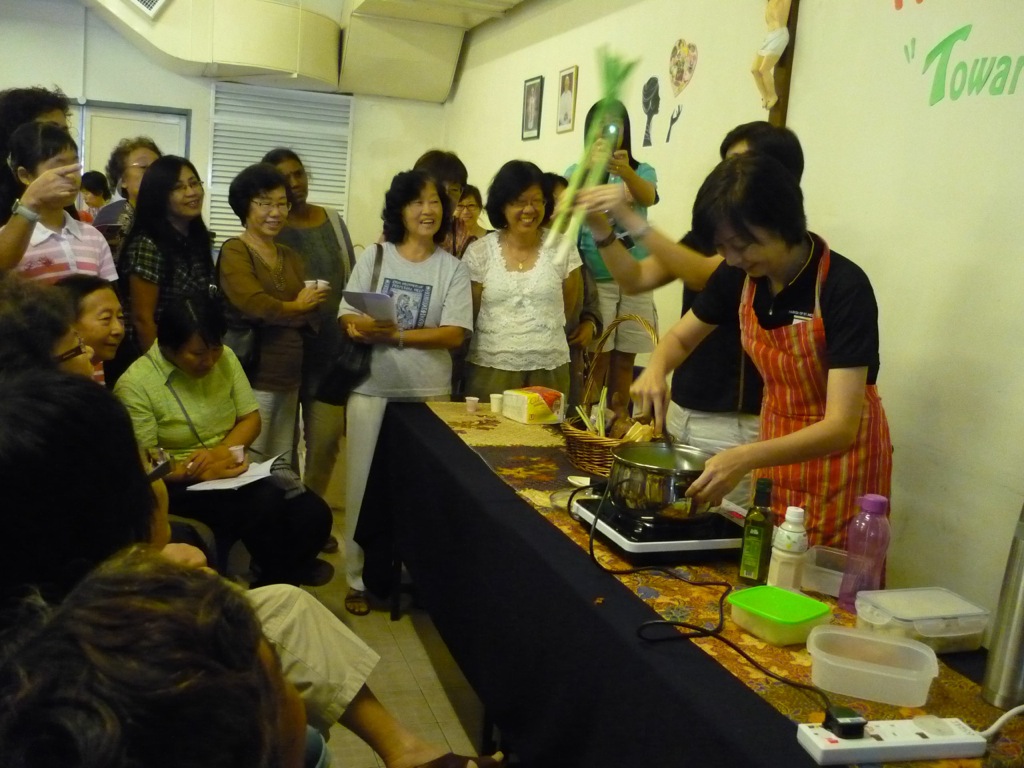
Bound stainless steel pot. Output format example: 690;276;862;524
607;442;713;522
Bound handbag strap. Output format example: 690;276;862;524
370;243;383;292
146;351;208;449
325;207;357;274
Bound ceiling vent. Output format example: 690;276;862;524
123;0;170;19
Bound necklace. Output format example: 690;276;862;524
502;231;537;271
242;236;285;291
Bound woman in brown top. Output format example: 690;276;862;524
219;163;328;464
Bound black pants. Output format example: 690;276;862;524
168;480;331;584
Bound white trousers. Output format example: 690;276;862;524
251;388;300;465
665;402;761;509
343;392;389;592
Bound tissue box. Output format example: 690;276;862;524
501;387;565;424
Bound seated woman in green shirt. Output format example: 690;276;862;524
114;295;332;586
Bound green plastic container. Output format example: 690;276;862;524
727;585;832;646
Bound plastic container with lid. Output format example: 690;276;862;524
801;546;847;597
808;625;939;707
726;585;831;646
855;587;990;653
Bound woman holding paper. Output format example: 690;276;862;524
114;295;332;585
337;169;473;615
219;163;328;465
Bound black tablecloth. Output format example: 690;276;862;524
357;402;817;768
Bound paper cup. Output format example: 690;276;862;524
465;397;480;413
229;445;245;464
490;393;503;413
304;279;318;290
317;279;330;290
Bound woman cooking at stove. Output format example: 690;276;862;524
629;153;891;549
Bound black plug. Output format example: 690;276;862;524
823;706;867;739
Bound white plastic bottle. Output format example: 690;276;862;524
767;506;809;590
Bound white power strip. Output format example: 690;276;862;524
797;717;987;764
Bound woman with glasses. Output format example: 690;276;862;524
4;123;117;285
56;273;125;385
453;184;489;259
114;155;214;383
219;163;328;464
93;135;162;249
463;160;582;400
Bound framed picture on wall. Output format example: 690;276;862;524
556;66;578;133
522;75;543;140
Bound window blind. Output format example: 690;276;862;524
209;82;352;249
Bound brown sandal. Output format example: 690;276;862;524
344;588;370;616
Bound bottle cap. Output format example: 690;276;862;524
858;494;889;515
784;506;805;524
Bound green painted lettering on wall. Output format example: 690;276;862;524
921;24;1024;105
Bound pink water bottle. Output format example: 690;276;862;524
838;494;891;613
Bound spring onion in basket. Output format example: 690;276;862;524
544;49;638;262
596;386;608;437
575;404;596;433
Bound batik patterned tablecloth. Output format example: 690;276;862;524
427;402;1024;768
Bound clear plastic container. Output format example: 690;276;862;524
855;587;990;653
808;625;938;707
727;585;831;646
801;546;847;597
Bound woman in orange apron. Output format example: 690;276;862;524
631;153;892;548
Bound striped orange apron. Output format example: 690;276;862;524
740;243;892;549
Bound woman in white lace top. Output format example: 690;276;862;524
463;160;582;399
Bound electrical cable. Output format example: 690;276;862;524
980;703;1024;740
567;481;834;714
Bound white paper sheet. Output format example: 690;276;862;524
343;290;396;322
185;455;280;491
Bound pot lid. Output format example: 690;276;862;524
610;442;712;472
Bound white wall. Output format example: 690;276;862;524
0;0;442;249
445;0;771;332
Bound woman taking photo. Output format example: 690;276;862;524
565;99;658;411
219;162;328;465
113;296;332;585
338;169;473;615
263;148;354;503
463;160;582;400
5;123;117;284
115;155;214;380
632;153;892;548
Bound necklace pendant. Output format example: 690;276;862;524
518;262;523;271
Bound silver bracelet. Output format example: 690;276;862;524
397;329;404;350
628;222;653;240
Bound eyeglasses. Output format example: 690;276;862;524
252;199;292;213
172;179;204;194
508;196;545;212
54;334;89;363
455;203;479;211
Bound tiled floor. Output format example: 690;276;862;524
302;507;487;768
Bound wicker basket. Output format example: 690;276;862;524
560;313;658;476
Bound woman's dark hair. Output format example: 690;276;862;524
104;136;162;196
0;370;155;606
55;274;117;318
460;184;483;209
0;87;71;225
228;163;292;225
381;170;452;245
157;295;226;352
484;160;545;230
0;273;74;373
582;99;639;171
80;170;111;200
0;547;280;768
120;155;211;271
692;153;807;251
261;147;302;167
7;122;77;194
541;172;568;226
719;121;805;182
413;150;468;189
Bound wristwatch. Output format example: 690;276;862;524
10;199;40;223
